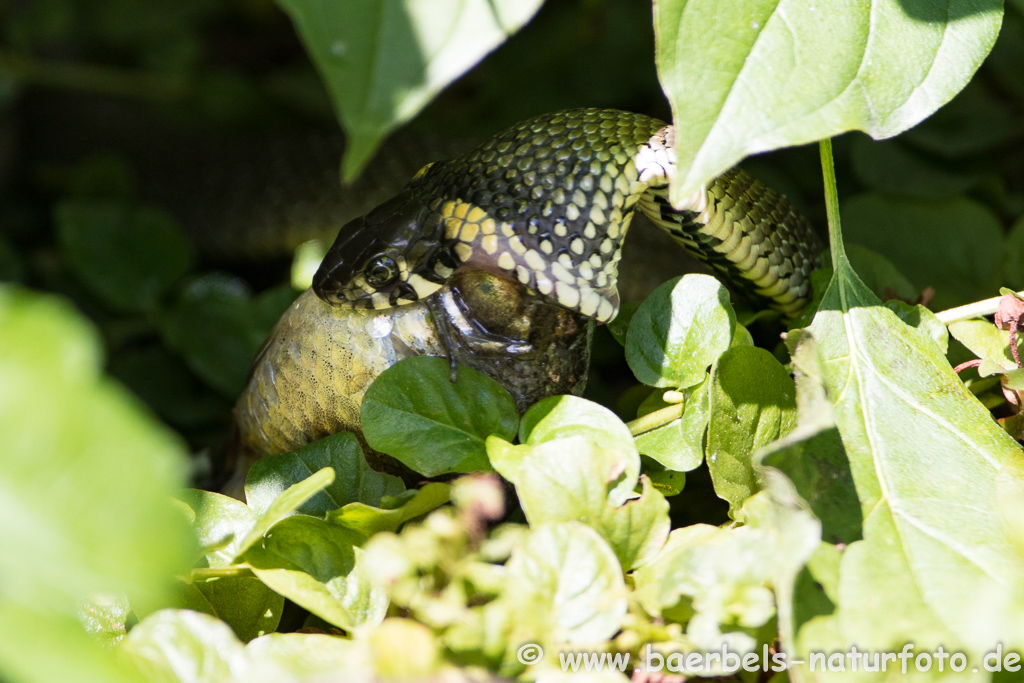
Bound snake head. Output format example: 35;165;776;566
313;190;451;309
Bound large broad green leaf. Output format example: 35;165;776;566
56;200;193;313
841;194;1005;309
361;356;518;476
794;142;1024;669
836;244;918;304
0;604;147;683
243;516;387;633
504;522;628;646
513;436;670;571
654;0;1004;203
625;274;736;389
707;346;797;516
245;633;366;680
0;287;192;683
276;0;545;179
245;432;404;518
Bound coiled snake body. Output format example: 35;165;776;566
312;108;822;322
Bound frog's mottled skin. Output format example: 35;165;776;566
235;271;591;460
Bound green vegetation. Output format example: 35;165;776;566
3;0;1024;681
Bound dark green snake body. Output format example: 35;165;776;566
313;108;822;321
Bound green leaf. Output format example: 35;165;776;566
806;154;1024;660
109;346;229;428
121;609;247;683
738;470;825;675
948;319;1020;372
634;379;709;473
504;521;627;645
758;334;860;546
160;274;293;398
0;287;193;616
327;482;451;537
626;274;736;389
642;461;687;497
243;516;387;632
176;490;256;569
654;0;1003;202
276;0;544;179
707;346;797;516
245;633;363;679
245;432;404;518
518;395;640;505
361;356;518;476
56;200;193;313
234;467;336;559
842;194;1005;310
178;578;283;643
634;479;819;653
903;79;1017;158
884;300;949;355
513;436;669;570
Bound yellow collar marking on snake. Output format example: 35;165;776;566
313;108;822;321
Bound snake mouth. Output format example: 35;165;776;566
318;270;443;310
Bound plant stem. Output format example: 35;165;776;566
818;139;847;270
626;403;683;436
935;292;1024;324
185;566;256;582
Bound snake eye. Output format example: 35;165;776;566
364;255;399;289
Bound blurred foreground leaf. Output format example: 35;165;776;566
0;287;193;683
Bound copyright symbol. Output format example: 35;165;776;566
517;643;544;665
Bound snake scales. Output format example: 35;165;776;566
234;108;822;463
312;109;822;321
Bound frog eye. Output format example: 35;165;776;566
364;255;399;289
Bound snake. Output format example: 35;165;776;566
311;108;823;323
